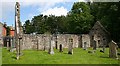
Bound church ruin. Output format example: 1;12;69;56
1;2;112;56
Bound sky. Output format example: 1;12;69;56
1;0;119;26
0;0;84;26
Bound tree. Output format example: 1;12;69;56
67;2;94;34
24;20;32;34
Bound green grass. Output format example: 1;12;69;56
2;47;118;64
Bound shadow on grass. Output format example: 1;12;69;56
11;56;16;59
100;56;109;58
63;53;68;54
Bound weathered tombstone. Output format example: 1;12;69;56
68;38;73;54
48;37;54;54
10;38;13;52
6;39;9;50
109;40;118;59
83;42;87;50
59;44;63;52
93;40;96;50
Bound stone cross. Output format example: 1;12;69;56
59;44;63;52
68;38;73;54
109;40;118;59
48;37;54;54
93;40;97;50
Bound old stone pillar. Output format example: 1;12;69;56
48;37;54;54
16;37;19;60
68;38;73;54
109;40;118;59
19;37;23;55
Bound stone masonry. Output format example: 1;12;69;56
22;34;89;50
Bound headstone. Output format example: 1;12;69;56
48;37;54;54
109;40;118;59
10;38;13;52
93;40;96;50
83;42;87;50
68;38;73;54
7;39;9;50
59;44;63;52
10;48;16;52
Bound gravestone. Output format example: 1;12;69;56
109;40;118;59
59;44;63;52
48;37;54;54
10;38;13;52
6;39;9;50
68;38;73;54
93;40;96;50
83;42;87;50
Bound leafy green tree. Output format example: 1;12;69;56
67;2;94;34
24;20;32;34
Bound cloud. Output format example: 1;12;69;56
0;0;78;25
1;0;77;2
41;7;68;16
0;2;15;23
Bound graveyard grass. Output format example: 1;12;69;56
2;47;119;64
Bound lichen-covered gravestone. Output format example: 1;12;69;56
68;38;73;54
83;42;87;50
48;37;54;54
59;44;63;52
109;40;118;59
7;39;9;50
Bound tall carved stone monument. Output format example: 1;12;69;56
109;40;118;59
15;2;23;60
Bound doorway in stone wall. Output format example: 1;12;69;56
55;41;57;49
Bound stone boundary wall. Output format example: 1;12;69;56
21;34;90;51
22;34;90;50
81;34;90;48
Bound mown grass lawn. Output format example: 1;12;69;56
2;47;119;64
